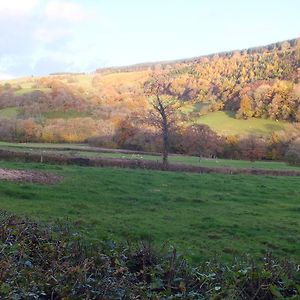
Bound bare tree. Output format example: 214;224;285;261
144;72;178;170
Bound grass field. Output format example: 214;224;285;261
0;160;299;263
0;107;19;118
195;111;288;136
14;87;51;95
1;141;300;171
43;110;92;119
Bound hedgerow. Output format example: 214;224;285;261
0;212;299;299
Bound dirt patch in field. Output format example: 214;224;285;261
0;168;62;185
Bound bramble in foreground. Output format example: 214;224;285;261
0;212;299;299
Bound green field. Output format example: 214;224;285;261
14;87;51;95
1;141;299;171
0;107;19;118
0;160;299;263
43;110;92;119
195;111;288;136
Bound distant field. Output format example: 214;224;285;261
0;107;19;118
171;105;288;136
195;111;287;135
43;110;92;119
180;102;210;114
15;87;51;95
0;141;299;171
0;160;299;263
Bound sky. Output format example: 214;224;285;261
0;0;299;78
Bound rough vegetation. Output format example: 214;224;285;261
0;212;299;299
0;168;62;184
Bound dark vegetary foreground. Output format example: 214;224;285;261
0;212;299;299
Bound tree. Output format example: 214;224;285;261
236;95;254;119
182;124;223;158
240;136;266;162
144;72;178;169
16;119;41;142
285;138;300;165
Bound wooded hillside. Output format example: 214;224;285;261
0;38;299;162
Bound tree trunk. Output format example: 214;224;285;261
162;139;169;170
161;111;169;170
154;96;170;170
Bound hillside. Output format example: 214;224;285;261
0;38;299;161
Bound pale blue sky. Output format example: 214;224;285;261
0;0;299;78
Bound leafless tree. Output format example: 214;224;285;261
144;72;178;169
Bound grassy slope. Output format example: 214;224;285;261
15;87;51;95
195;111;288;136
0;141;299;171
43;110;92;119
0;160;299;262
0;107;19;118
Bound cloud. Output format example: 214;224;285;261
0;0;104;77
0;0;40;56
34;27;73;44
0;73;15;80
32;55;75;75
34;1;97;45
45;1;94;23
0;0;39;17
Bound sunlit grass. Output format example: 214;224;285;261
195;111;287;135
0;107;19;118
0;160;299;262
14;87;51;95
43;110;92;119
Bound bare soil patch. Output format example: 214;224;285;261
0;168;62;184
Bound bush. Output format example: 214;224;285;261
240;136;267;161
0;212;299;299
87;134;117;148
285;137;300;165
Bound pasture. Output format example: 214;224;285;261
0;107;19;118
0;160;299;263
0;141;300;171
195;111;288;136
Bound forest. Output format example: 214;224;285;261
0;38;300;163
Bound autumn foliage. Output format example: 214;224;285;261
0;38;300;163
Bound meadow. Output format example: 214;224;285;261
1;141;300;171
194;111;288;136
0;160;299;263
0;107;19;118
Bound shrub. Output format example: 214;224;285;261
240;136;267;162
285;137;300;165
0;212;299;299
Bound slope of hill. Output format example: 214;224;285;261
0;38;299;160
